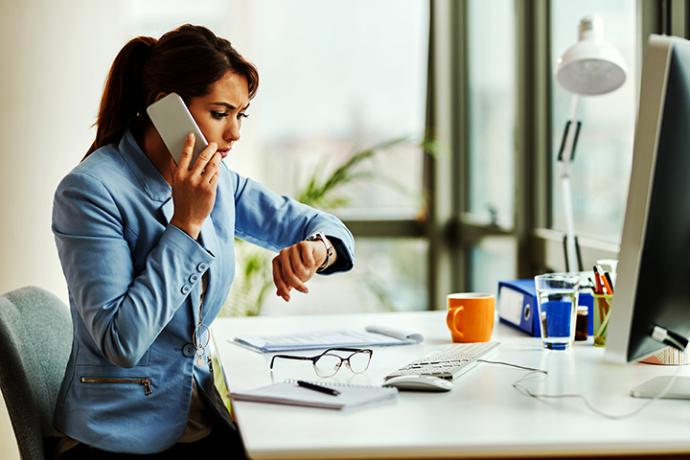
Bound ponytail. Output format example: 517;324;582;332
85;36;156;158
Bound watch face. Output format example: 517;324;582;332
307;232;324;242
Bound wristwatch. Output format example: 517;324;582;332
306;232;334;272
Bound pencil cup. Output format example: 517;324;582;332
593;293;613;347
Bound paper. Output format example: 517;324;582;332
365;325;423;343
232;325;424;353
498;285;525;326
231;379;398;410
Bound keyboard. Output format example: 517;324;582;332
384;342;500;381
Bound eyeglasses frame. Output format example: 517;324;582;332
269;347;374;377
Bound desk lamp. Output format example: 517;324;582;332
555;15;627;271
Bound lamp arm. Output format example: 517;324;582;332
561;174;579;271
558;95;582;272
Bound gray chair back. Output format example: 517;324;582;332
0;286;72;460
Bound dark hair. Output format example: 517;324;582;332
85;24;259;158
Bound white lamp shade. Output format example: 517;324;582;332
556;16;627;96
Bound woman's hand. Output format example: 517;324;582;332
272;240;329;302
169;133;221;240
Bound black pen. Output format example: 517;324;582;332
296;380;340;396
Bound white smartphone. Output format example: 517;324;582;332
146;92;208;164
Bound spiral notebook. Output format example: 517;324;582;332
231;380;398;410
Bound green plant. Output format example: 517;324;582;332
296;136;408;208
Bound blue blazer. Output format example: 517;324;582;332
52;130;354;453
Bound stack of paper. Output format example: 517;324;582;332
232;325;423;353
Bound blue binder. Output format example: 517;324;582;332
497;279;593;337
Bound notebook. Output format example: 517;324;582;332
231;379;398;410
232;325;424;353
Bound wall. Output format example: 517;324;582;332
0;0;133;453
0;0;132;300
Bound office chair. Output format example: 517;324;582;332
0;286;72;460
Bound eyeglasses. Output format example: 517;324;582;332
269;348;373;378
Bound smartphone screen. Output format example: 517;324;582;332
146;92;208;164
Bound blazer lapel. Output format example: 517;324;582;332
160;197;174;225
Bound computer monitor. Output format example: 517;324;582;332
606;35;690;364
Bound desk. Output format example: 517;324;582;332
213;311;690;459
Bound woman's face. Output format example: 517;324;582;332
188;70;250;159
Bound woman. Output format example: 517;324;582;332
52;24;354;458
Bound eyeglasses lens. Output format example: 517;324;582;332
347;351;371;373
314;353;342;377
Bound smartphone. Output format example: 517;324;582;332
146;92;208;164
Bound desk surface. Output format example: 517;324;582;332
213;311;690;459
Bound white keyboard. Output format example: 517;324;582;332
384;342;500;381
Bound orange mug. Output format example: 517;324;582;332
446;293;495;342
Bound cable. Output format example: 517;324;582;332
475;330;686;419
652;325;689;351
477;359;547;374
511;351;686;420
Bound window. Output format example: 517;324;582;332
470;238;516;293
467;0;516;229
465;0;517;290
244;0;428;219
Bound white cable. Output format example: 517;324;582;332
511;351;685;420
477;359;547;374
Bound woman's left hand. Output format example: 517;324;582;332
272;240;328;302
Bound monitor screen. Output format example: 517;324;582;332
606;35;690;363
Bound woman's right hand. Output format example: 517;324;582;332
169;133;221;240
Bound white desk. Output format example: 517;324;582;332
213;311;690;459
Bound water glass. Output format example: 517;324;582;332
534;273;580;350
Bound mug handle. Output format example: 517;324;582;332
446;306;464;340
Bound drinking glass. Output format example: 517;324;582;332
534;273;580;350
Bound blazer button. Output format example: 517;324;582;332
181;284;191;294
182;343;196;357
197;262;208;273
189;273;199;283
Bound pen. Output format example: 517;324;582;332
296;380;340;396
600;270;613;295
603;272;614;294
592;266;603;294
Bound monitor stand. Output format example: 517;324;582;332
630;376;690;400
